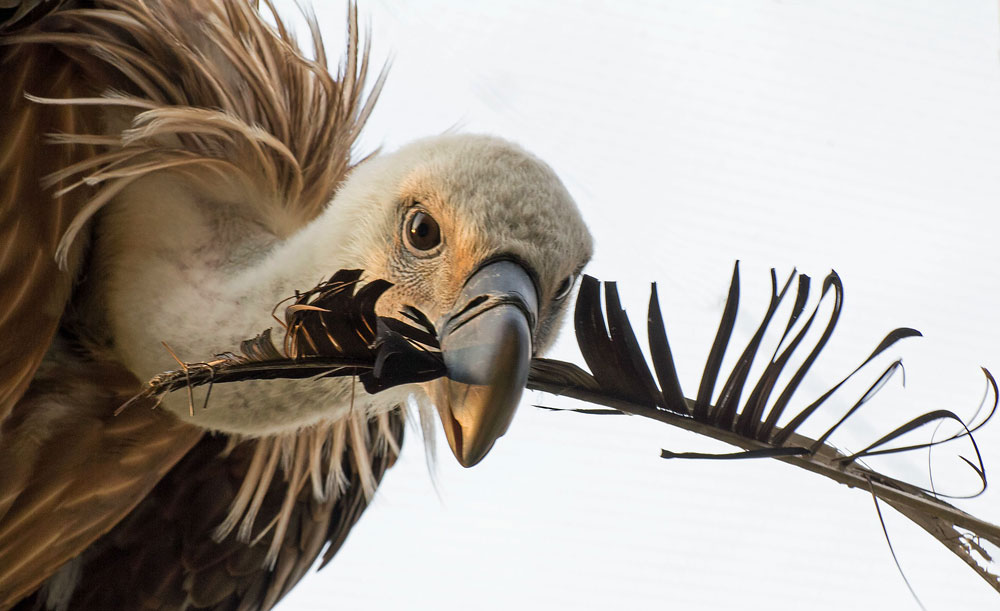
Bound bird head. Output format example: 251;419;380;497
323;134;592;466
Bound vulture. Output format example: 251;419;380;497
0;0;593;608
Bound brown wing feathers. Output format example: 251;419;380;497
1;1;389;608
0;349;204;608
23;412;403;611
0;1;94;424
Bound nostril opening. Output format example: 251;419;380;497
453;294;489;319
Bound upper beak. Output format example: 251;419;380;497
430;260;538;468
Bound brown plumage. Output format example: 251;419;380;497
0;1;400;608
0;0;597;607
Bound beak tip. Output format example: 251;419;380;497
456;452;485;469
442;395;510;468
458;436;498;468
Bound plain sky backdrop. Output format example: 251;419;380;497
272;2;1000;609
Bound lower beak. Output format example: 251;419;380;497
430;260;539;468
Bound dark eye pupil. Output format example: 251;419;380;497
407;211;440;251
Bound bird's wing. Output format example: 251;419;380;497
0;1;99;421
0;5;208;601
2;2;391;608
0;344;204;608
11;411;403;611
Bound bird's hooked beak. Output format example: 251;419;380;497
430;259;538;468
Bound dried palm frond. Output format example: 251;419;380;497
530;263;999;593
137;263;1000;594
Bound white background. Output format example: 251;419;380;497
275;2;1000;609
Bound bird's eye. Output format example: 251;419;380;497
554;275;574;300
405;210;441;252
